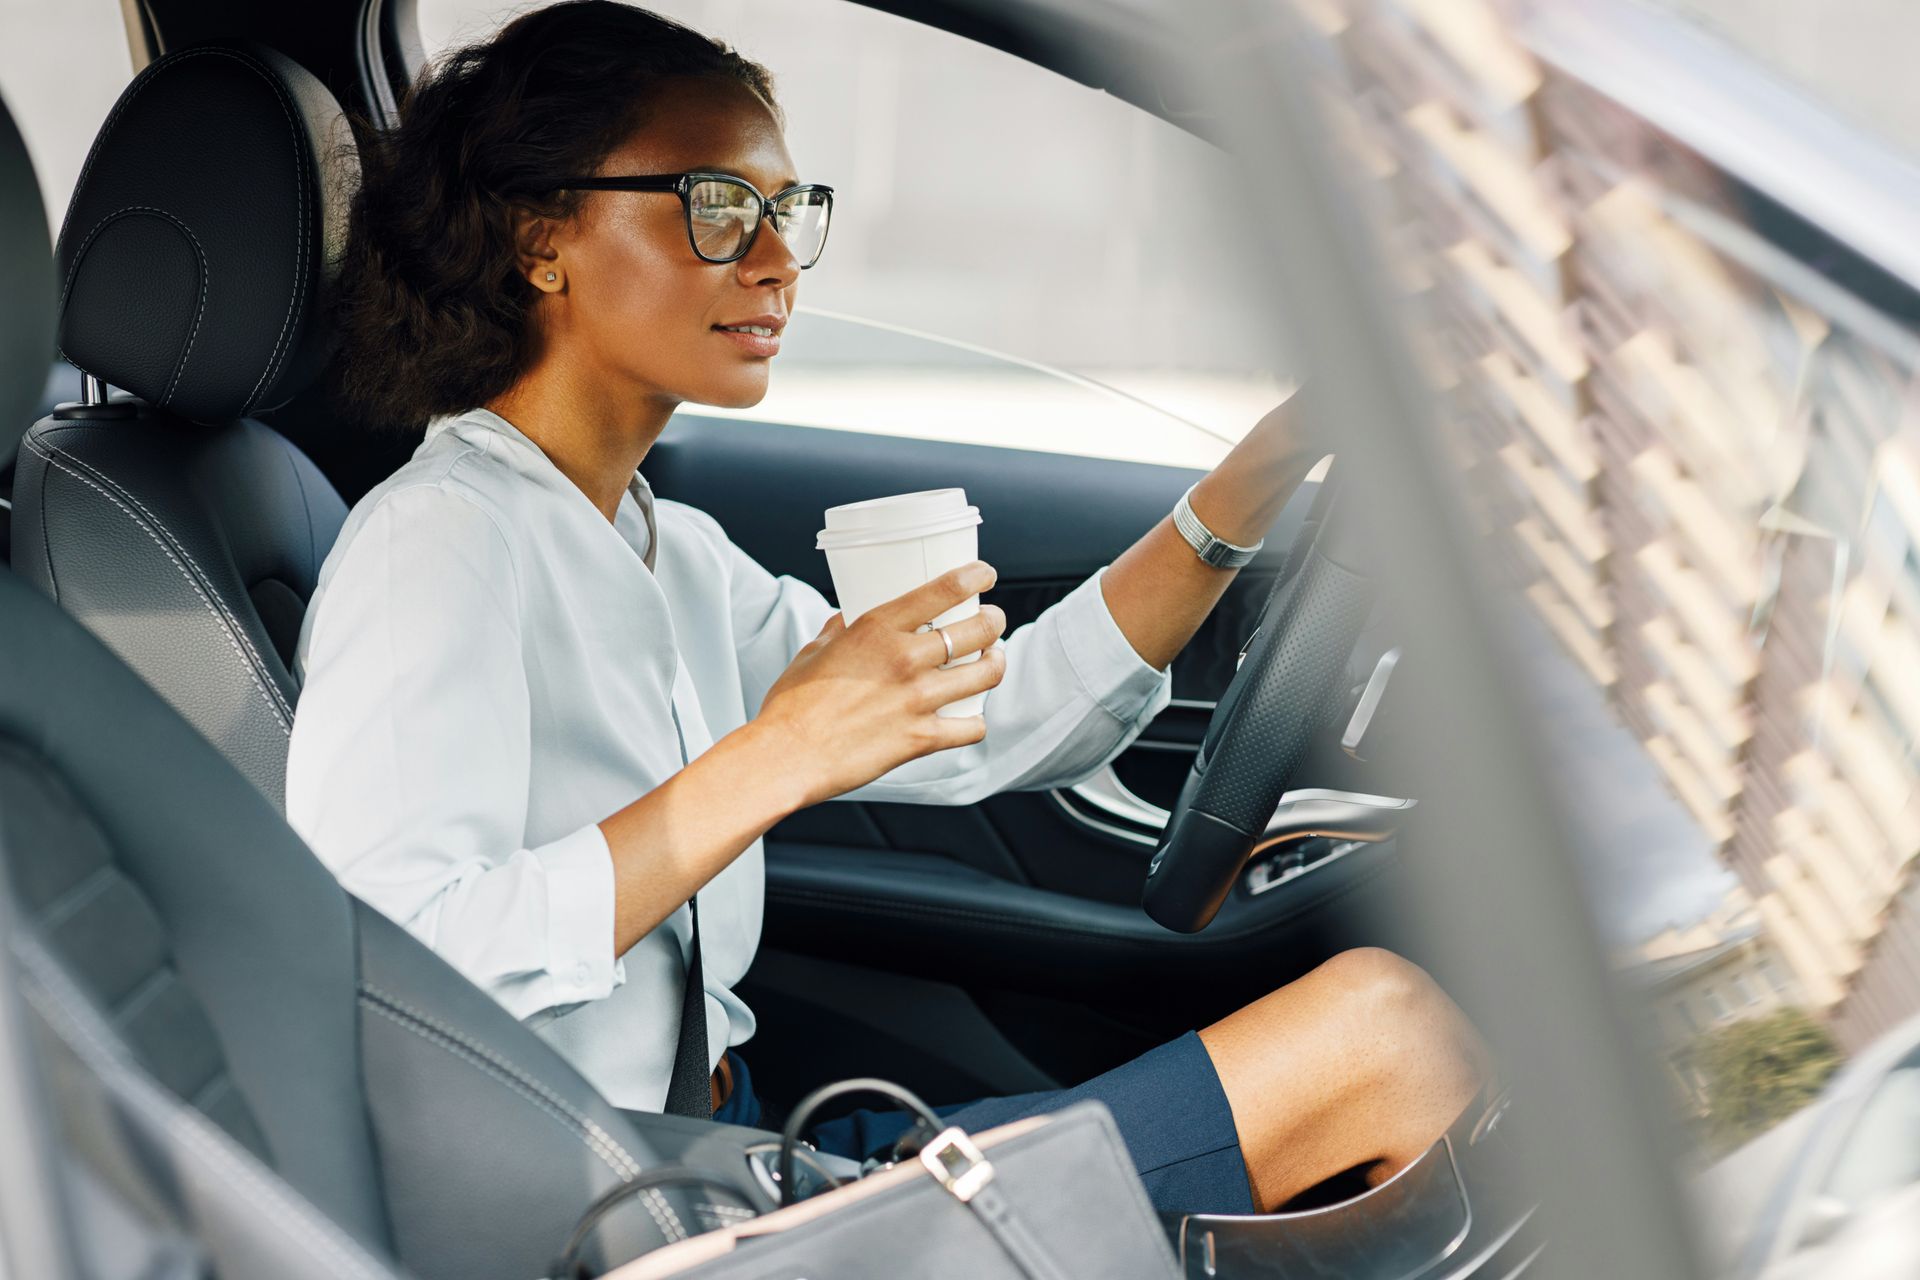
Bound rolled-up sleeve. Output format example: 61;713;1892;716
705;499;1173;807
848;565;1174;805
286;484;624;1022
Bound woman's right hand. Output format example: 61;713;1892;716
756;560;1009;805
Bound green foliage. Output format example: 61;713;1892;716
1686;1007;1842;1154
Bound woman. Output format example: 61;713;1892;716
289;0;1487;1216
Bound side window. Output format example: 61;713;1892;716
412;0;1283;466
0;0;134;233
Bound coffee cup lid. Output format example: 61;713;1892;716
816;488;981;550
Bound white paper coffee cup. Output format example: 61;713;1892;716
816;488;988;718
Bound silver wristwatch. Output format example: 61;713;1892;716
1172;482;1263;569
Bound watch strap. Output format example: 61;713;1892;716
1173;483;1263;569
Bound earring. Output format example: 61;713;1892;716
545;271;557;282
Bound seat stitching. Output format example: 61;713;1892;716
57;47;310;415
110;967;174;1026
38;863;116;930
21;439;293;734
357;991;686;1243
358;998;686;1244
157;1095;397;1280
28;435;297;725
18;951;396;1280
58;47;240;248
156;1106;395;1280
189;1070;237;1114
56;206;208;407
357;985;634;1162
33;437;58;596
234;50;308;412
357;997;636;1177
356;986;654;1178
282;440;321;588
28;434;296;726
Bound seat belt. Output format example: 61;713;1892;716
660;700;712;1119
662;897;710;1117
633;476;711;1120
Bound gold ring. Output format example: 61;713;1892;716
936;626;955;664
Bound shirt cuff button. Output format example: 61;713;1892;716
572;963;591;987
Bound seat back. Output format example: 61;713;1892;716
11;924;413;1280
0;84;53;451
0;47;754;1280
0;568;390;1247
9;43;352;808
0;565;723;1279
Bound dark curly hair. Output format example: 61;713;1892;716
332;1;779;428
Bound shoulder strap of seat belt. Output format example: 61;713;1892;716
661;701;712;1118
661;897;710;1117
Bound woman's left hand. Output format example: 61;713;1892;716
1095;389;1320;672
1186;393;1317;548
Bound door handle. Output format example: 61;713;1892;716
1059;769;1413;853
1055;765;1173;846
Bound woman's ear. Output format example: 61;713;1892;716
512;206;565;293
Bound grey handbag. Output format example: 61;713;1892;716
598;1096;1182;1280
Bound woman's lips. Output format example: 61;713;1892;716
712;324;781;358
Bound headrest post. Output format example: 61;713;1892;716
81;373;108;406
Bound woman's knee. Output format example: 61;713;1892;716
1311;948;1486;1094
1313;947;1433;1011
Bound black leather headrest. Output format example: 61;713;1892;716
56;44;357;423
0;89;54;448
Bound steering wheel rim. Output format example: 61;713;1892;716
1142;474;1375;933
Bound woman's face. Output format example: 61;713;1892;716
533;75;803;412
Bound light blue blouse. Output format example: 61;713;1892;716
287;407;1172;1110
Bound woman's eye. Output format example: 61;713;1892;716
694;204;751;225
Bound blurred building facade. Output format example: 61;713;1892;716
1298;0;1920;1052
1623;886;1803;1111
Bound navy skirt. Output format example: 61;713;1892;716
711;1030;1255;1215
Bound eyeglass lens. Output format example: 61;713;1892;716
688;178;831;266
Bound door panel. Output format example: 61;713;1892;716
643;413;1397;1107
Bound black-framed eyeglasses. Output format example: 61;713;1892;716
554;171;834;268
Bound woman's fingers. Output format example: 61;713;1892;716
925;604;1005;663
867;561;996;631
922;713;989;751
920;640;1007;708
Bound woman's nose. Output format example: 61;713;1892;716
736;213;801;287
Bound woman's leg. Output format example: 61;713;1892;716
1200;947;1491;1212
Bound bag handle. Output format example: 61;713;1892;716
780;1078;1077;1280
777;1077;945;1207
550;1165;762;1280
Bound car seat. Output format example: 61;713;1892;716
9;44;354;809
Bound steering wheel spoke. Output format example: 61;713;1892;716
1142;479;1379;932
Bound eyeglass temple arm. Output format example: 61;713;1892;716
547;176;686;193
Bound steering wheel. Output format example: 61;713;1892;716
1142;474;1377;932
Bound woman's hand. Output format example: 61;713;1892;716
1191;396;1315;546
756;560;1009;806
1097;393;1320;671
598;560;1005;953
